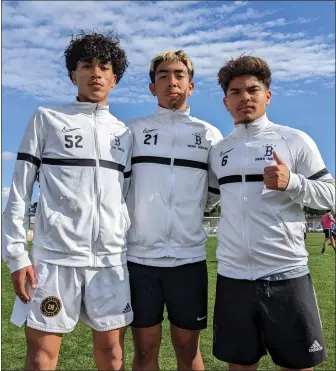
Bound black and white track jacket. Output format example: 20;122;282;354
2;100;132;273
210;114;335;280
126;106;223;262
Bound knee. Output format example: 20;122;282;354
94;345;123;368
26;348;57;370
174;341;199;364
134;341;159;362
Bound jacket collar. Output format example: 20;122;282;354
155;105;191;116
232;113;270;137
72;98;110;115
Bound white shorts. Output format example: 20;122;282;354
11;258;133;333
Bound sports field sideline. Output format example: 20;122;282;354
1;234;335;370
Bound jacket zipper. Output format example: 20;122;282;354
242;124;253;279
92;104;101;266
167;109;176;256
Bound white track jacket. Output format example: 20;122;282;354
2;100;132;273
210;114;335;280
126;106;223;261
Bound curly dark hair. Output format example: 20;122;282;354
218;56;271;95
64;30;128;84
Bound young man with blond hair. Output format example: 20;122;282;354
209;55;335;371
126;50;222;370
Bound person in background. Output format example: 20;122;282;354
321;210;336;253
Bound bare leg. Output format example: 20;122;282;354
170;323;204;371
131;324;162;371
24;326;62;370
321;238;328;253
92;326;127;370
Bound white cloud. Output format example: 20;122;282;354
2;187;10;199
2;1;335;103
227;7;280;23
2;152;16;160
284;89;318;96
295;16;319;24
322;81;335;89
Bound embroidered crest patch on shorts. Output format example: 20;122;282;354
40;296;62;317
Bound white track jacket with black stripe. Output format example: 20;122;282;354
209;114;335;280
2;100;132;273
125;106;223;261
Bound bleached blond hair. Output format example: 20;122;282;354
149;50;194;83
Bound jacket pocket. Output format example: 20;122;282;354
273;211;297;253
127;198;168;247
171;202;207;247
121;202;130;232
42;208;60;235
48;211;60;230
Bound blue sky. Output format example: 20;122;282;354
1;1;335;208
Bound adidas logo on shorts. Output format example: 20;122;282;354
122;303;131;314
308;340;323;352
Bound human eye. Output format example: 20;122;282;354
250;87;260;93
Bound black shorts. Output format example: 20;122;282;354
324;229;332;238
213;274;326;369
127;260;208;330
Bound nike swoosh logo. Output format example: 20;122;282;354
220;148;234;156
62;127;81;133
143;128;157;133
196;315;207;321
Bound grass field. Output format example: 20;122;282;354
1;233;335;370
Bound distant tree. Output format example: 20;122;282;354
303;207;326;216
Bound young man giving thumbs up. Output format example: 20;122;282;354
209;56;335;371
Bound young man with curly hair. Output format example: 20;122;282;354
125;50;222;371
2;31;133;370
209;56;335;371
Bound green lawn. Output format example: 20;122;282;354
1;233;335;370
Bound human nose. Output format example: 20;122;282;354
91;65;102;78
167;74;177;87
240;90;251;102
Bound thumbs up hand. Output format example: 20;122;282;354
263;152;290;191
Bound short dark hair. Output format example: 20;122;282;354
218;56;271;95
64;30;128;83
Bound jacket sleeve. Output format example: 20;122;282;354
2;108;45;273
206;127;223;212
285;131;335;210
123;129;133;198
